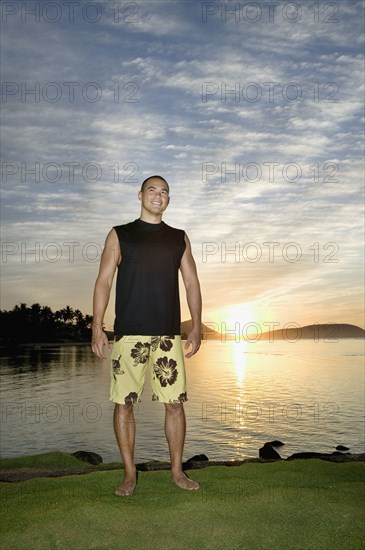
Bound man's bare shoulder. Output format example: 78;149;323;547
105;227;119;242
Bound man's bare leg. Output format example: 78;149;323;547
113;403;137;496
164;402;199;490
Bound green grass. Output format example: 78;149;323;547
0;452;94;470
1;457;364;550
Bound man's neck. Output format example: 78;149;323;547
139;212;163;224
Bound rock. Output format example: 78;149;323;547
72;451;103;465
268;440;285;447
287;451;351;462
187;454;209;462
287;452;325;460
259;443;281;460
336;445;350;451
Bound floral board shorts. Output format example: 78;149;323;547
110;335;187;405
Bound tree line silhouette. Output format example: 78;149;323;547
0;303;95;344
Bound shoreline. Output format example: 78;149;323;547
1;452;365;483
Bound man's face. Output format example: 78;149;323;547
138;178;170;215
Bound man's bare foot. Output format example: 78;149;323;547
172;471;200;491
115;472;138;496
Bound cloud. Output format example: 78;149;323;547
1;0;364;328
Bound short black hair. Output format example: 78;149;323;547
140;175;169;193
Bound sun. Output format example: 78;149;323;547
205;300;278;341
213;302;258;340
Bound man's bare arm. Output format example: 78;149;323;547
91;228;120;358
180;233;202;358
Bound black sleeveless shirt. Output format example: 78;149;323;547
113;219;186;335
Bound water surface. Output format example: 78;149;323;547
0;340;364;463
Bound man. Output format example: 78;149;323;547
91;175;202;496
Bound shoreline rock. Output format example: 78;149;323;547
187;454;209;462
336;445;350;451
72;451;103;465
286;451;355;462
259;443;281;460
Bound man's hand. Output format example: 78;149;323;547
91;326;111;359
184;329;201;358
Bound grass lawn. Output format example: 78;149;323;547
1;454;364;550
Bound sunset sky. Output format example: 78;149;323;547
1;0;364;333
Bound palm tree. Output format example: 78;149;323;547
74;309;84;327
59;306;74;325
1;303;93;343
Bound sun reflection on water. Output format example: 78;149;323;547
229;339;249;387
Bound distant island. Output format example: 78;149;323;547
259;323;365;340
181;320;365;341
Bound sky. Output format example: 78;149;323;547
1;0;364;334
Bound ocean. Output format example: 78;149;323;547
0;339;364;463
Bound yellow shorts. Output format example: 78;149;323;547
110;335;187;405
